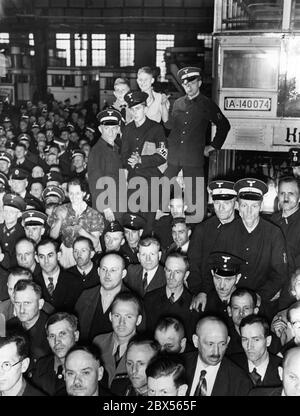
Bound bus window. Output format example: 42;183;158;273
278;37;300;117
222;49;279;89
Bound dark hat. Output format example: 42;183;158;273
124;91;148;108
104;220;124;234
122;212;146;230
10;168;29;180
97;109;122;125
18;133;31;143
0;151;12;164
289;148;300;167
42;185;65;203
234;178;268;201
5;140;15;150
31;123;40;129
0;172;8;187
209;252;244;277
67;122;75;130
208;180;237;200
46;171;63;184
3;117;11;123
22;209;47;226
25;196;45;211
3;193;26;211
85;126;96;133
177;67;201;85
53;137;67;147
71;149;86;159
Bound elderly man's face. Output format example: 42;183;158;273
47;319;79;360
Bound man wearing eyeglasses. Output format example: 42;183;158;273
0;333;45;396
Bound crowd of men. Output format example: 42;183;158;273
1;65;300;397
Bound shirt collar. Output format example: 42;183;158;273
42;267;60;286
77;263;93;275
248;354;269;380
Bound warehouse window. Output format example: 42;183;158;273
29;33;35;56
197;33;212;48
75;33;87;67
156;34;175;81
56;33;71;66
0;33;9;43
120;34;135;67
91;34;106;66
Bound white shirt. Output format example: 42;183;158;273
248;354;270;381
143;265;158;286
180;240;190;254
42;267;60;290
190;355;221;396
77;263;93;276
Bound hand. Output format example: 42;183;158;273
272;316;288;340
190;292;207;312
103;208;115;222
161;93;170;109
128;152;141;168
204;145;215;157
55;205;68;221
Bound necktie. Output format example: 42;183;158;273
169;293;175;304
142;272;148;293
56;365;64;380
250;367;261;386
195;370;207;396
47;277;54;296
114;345;121;366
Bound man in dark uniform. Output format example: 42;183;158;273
270;176;300;309
9;167;40;208
210;178;288;320
87;109;125;222
22;209;47;244
0;193;26;270
289;147;300;179
120;212;146;265
121;91;167;235
164;67;230;222
0;150;12;176
189;180;238;310
203;252;243;321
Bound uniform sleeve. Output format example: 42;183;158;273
257;227;289;301
208;100;231;150
120;128;132;170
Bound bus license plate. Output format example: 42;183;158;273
224;97;271;111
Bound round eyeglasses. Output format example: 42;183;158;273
0;359;23;372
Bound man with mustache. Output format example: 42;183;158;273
271;176;300;309
184;316;252;396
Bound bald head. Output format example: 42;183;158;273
193;317;229;367
282;347;300;396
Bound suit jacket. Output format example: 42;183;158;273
124;264;166;297
29;354;66;396
35;269;82;312
23;380;46;396
249;386;282;396
75;282;129;341
93;332;127;388
143;285;200;341
229;352;282;387
67;263;100;291
184;352;252;396
0;299;14;321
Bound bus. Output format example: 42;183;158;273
211;0;300;180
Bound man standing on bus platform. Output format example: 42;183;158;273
164;67;231;222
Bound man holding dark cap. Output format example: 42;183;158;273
0;193;26;269
189;180;238;312
164;66;230;222
88;108;125;222
210;178;288;319
121;91;167;234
